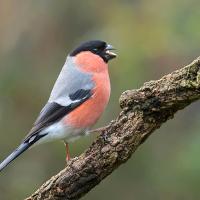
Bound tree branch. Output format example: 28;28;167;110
26;57;200;200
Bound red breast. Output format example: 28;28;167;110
63;51;111;128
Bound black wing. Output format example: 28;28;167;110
24;89;92;143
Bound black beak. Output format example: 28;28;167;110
104;44;117;61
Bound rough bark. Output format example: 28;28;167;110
26;57;200;200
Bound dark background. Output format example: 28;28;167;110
0;1;200;199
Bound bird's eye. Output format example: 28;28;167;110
93;48;98;52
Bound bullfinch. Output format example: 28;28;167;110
0;40;117;172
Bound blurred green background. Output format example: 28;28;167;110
0;1;200;199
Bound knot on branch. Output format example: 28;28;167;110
120;57;200;115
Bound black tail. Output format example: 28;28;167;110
0;143;31;172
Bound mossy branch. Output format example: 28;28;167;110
26;57;200;200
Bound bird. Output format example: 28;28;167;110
0;40;117;172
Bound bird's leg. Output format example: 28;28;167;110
64;142;70;164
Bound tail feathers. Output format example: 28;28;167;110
0;143;31;172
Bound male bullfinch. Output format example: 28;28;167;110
0;40;117;172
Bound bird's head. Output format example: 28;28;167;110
70;40;117;63
69;40;117;73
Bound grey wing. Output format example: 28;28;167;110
48;56;94;106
